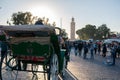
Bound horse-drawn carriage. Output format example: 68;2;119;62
0;25;69;80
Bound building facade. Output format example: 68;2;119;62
70;17;75;40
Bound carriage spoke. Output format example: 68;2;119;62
49;54;59;80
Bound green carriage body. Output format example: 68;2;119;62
0;25;66;71
3;25;54;62
0;25;67;80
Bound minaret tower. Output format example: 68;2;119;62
70;17;75;40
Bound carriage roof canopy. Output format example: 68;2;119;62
0;25;55;32
0;25;57;37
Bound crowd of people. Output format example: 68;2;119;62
68;40;120;65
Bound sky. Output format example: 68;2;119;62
0;0;120;38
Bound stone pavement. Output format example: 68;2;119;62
67;48;120;80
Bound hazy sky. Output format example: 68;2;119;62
0;0;120;37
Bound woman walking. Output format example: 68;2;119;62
102;43;107;57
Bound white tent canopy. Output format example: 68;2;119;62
104;39;120;43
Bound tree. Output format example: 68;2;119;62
11;12;35;25
76;24;96;40
96;24;110;40
76;28;87;39
10;11;57;27
76;24;110;40
85;24;96;39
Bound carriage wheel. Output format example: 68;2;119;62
61;57;66;77
48;54;59;80
0;53;18;80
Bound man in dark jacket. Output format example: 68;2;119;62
78;42;83;56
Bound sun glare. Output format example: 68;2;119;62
30;6;52;17
30;6;57;21
29;5;60;27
